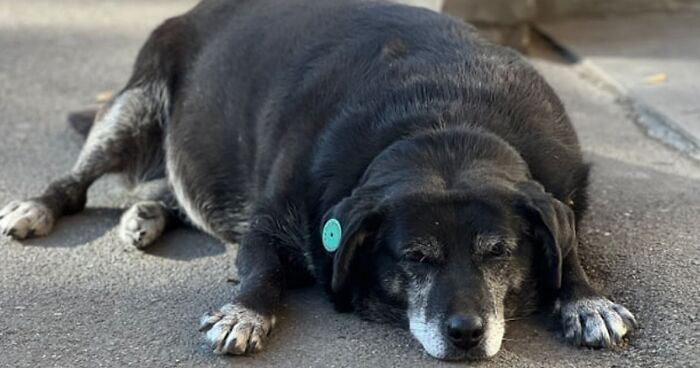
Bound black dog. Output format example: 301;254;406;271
0;0;636;360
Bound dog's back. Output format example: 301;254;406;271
160;0;588;220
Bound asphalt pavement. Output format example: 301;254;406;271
1;1;698;367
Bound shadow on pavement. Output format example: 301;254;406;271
144;227;227;261
18;206;227;261
21;207;121;248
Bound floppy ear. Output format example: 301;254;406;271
517;182;577;290
323;191;384;297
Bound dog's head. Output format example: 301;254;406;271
323;132;577;360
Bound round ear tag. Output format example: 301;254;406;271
322;219;342;252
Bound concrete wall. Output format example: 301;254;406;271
444;0;534;24
392;0;700;51
442;0;534;51
396;0;700;21
441;0;700;50
390;0;444;12
537;0;700;19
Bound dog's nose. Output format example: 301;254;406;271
445;314;484;349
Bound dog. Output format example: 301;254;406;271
0;0;637;360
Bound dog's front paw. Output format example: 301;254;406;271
118;201;167;249
199;303;275;355
560;297;637;348
0;200;55;239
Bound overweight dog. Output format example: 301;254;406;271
0;0;636;360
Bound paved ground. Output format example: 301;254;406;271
537;13;700;161
1;1;699;367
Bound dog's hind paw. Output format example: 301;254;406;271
0;200;55;239
118;201;167;249
560;297;637;348
199;303;275;355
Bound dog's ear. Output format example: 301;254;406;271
323;190;384;298
517;181;577;290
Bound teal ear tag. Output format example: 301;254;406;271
322;218;342;252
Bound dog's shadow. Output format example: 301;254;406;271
21;207;121;248
144;227;227;261
20;206;226;260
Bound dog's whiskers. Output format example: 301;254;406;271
500;337;525;342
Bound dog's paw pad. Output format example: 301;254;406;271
0;200;54;239
118;201;167;249
199;303;274;355
561;297;637;348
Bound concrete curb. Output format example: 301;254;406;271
534;25;700;163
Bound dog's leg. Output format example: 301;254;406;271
119;178;179;249
199;220;285;355
195;194;313;355
0;86;167;240
558;249;637;348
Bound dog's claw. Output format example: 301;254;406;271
199;303;274;355
613;304;638;329
0;200;54;240
199;310;225;331
118;201;167;249
561;297;637;349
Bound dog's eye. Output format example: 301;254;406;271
404;250;429;263
488;242;509;258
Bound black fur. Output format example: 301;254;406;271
3;0;638;361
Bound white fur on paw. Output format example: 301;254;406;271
561;297;637;348
118;201;166;249
0;200;54;239
199;303;275;355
